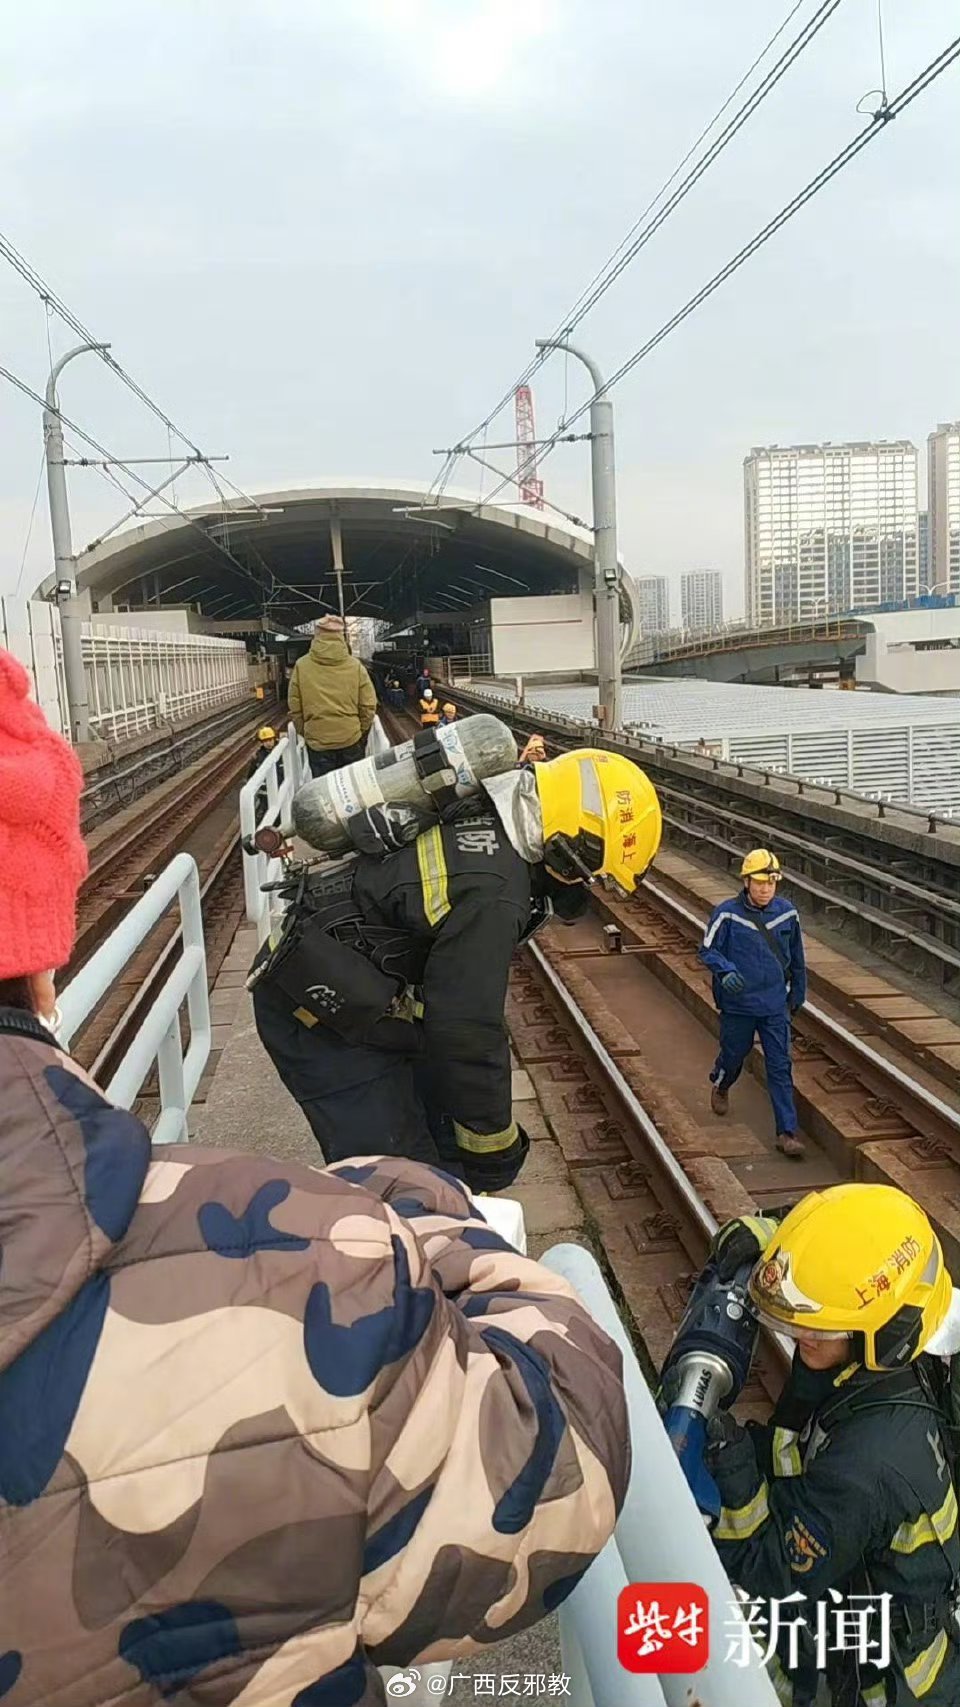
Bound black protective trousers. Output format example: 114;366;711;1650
252;973;462;1173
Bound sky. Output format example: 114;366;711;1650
1;0;957;621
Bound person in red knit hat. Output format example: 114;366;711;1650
0;646;88;1023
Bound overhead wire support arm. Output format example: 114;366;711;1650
431;434;592;454
58;454;231;468
462;448;589;531
82;463;198;552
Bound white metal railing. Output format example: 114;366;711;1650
84;624;250;741
240;720;308;944
59;852;211;1146
540;1244;778;1707
447;651;494;682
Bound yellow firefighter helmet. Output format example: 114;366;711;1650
749;1183;952;1371
533;748;662;895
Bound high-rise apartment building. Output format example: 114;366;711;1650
743;441;919;624
635;575;671;636
680;570;723;632
928;423;960;593
918;510;930;589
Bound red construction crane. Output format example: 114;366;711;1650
514;384;544;508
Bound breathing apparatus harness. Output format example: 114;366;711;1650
246;729;554;1047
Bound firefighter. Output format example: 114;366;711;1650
706;1185;960;1707
440;701;458;726
250;748;662;1190
699;848;807;1159
419;687;440;727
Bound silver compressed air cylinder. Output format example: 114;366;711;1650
291;713;519;855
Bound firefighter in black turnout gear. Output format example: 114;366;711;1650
250;745;662;1192
705;1186;960;1707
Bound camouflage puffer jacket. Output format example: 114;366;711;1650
0;1022;629;1706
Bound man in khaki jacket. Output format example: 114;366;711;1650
288;613;377;777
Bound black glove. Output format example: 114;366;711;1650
709;1214;779;1282
459;1125;530;1195
789;996;804;1015
705;1411;746;1455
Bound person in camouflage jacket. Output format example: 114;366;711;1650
0;1021;630;1706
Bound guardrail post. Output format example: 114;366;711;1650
540;1243;778;1707
156;1012;188;1143
240;723;309;942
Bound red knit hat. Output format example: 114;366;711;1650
0;648;88;979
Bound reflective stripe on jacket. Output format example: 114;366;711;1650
699;890;806;1016
712;1357;960;1706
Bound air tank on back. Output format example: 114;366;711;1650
292;713;518;856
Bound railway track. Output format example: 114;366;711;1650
80;700;266;832
381;694;960;1316
68;705;274;1091
509;941;789;1421
448;687;960;992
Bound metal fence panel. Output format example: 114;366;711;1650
59;851;211;1145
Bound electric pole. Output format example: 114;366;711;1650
535;335;622;730
43;341;110;743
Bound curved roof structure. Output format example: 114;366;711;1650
65;480;600;632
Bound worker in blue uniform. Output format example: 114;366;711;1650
699;848;807;1159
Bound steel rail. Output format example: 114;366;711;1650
642;876;960;1142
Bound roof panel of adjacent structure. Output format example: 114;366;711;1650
61;480;595;630
469;676;960;814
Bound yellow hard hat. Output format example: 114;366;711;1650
257;725;277;745
740;847;781;880
533;748;662;895
748;1183;952;1371
442;702;457;718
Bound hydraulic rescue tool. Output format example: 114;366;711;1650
659;1256;760;1523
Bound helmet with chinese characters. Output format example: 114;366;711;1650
748;1183;952;1371
533;749;662;895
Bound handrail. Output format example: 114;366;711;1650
59;852;211;1146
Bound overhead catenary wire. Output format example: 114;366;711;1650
0;227;268;519
0;229;205;457
473;31;960;513
430;0;839;489
0;362;274;600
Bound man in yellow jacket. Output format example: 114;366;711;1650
288;614;377;778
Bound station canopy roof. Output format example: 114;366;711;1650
68;480;596;633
